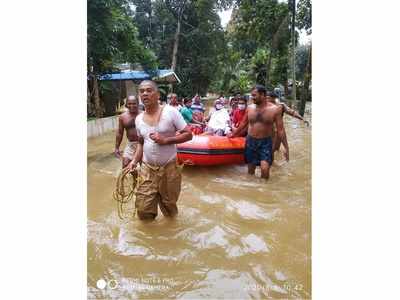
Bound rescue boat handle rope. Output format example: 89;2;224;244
113;158;193;220
113;167;138;220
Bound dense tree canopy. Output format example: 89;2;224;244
296;0;312;34
87;0;157;73
87;0;312;116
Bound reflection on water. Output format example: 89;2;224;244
87;111;311;299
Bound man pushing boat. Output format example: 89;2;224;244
229;84;289;180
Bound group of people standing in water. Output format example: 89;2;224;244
114;80;309;221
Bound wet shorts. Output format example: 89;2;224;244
123;141;138;160
135;159;182;219
244;136;273;166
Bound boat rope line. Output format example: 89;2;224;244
112;167;139;220
177;148;244;155
112;159;191;220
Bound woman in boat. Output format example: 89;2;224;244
180;98;205;134
190;94;205;124
204;99;231;136
231;96;248;137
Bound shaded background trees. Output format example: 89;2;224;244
87;0;311;117
87;0;157;117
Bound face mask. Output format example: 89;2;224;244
215;104;223;110
238;104;246;110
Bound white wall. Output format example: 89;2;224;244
87;116;118;138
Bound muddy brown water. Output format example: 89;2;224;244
87;106;311;299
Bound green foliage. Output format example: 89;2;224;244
227;0;290;87
250;49;268;84
234;71;252;94
129;0;229;96
296;0;312;34
179;0;226;94
295;44;310;81
87;0;157;73
88;0;306;100
270;53;289;87
233;0;289;48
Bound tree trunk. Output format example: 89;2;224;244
284;80;289;98
290;0;296;107
267;15;289;89
299;45;311;116
265;52;273;88
87;84;93;117
93;75;103;118
171;18;181;72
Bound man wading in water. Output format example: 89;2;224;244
114;96;140;168
266;91;308;154
229;85;289;180
128;80;192;220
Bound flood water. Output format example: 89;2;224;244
87;104;311;299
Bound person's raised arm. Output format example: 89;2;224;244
114;116;124;158
283;103;309;126
191;118;205;126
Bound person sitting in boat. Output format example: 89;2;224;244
167;93;182;111
231;96;248;137
205;99;231;136
190;94;205;123
229;93;240;116
190;94;205;113
180;98;205;134
217;93;227;107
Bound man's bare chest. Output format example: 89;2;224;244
122;115;137;129
248;108;274;124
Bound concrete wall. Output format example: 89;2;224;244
87;116;118;138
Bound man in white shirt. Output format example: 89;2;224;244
128;80;192;220
167;93;182;111
205;99;231;136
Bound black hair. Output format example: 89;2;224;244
183;98;192;104
139;80;159;92
253;84;267;96
125;96;138;107
239;96;247;103
267;91;278;98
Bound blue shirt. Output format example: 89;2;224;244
191;103;205;113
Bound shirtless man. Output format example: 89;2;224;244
229;85;289;180
266;91;308;153
114;95;139;168
267;92;309;126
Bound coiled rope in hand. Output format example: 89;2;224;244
113;159;190;220
113;167;138;220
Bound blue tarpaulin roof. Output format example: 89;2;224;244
99;69;180;83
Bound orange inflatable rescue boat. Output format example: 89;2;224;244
177;135;245;166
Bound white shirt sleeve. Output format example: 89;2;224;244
135;113;143;137
170;106;187;131
223;109;230;124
